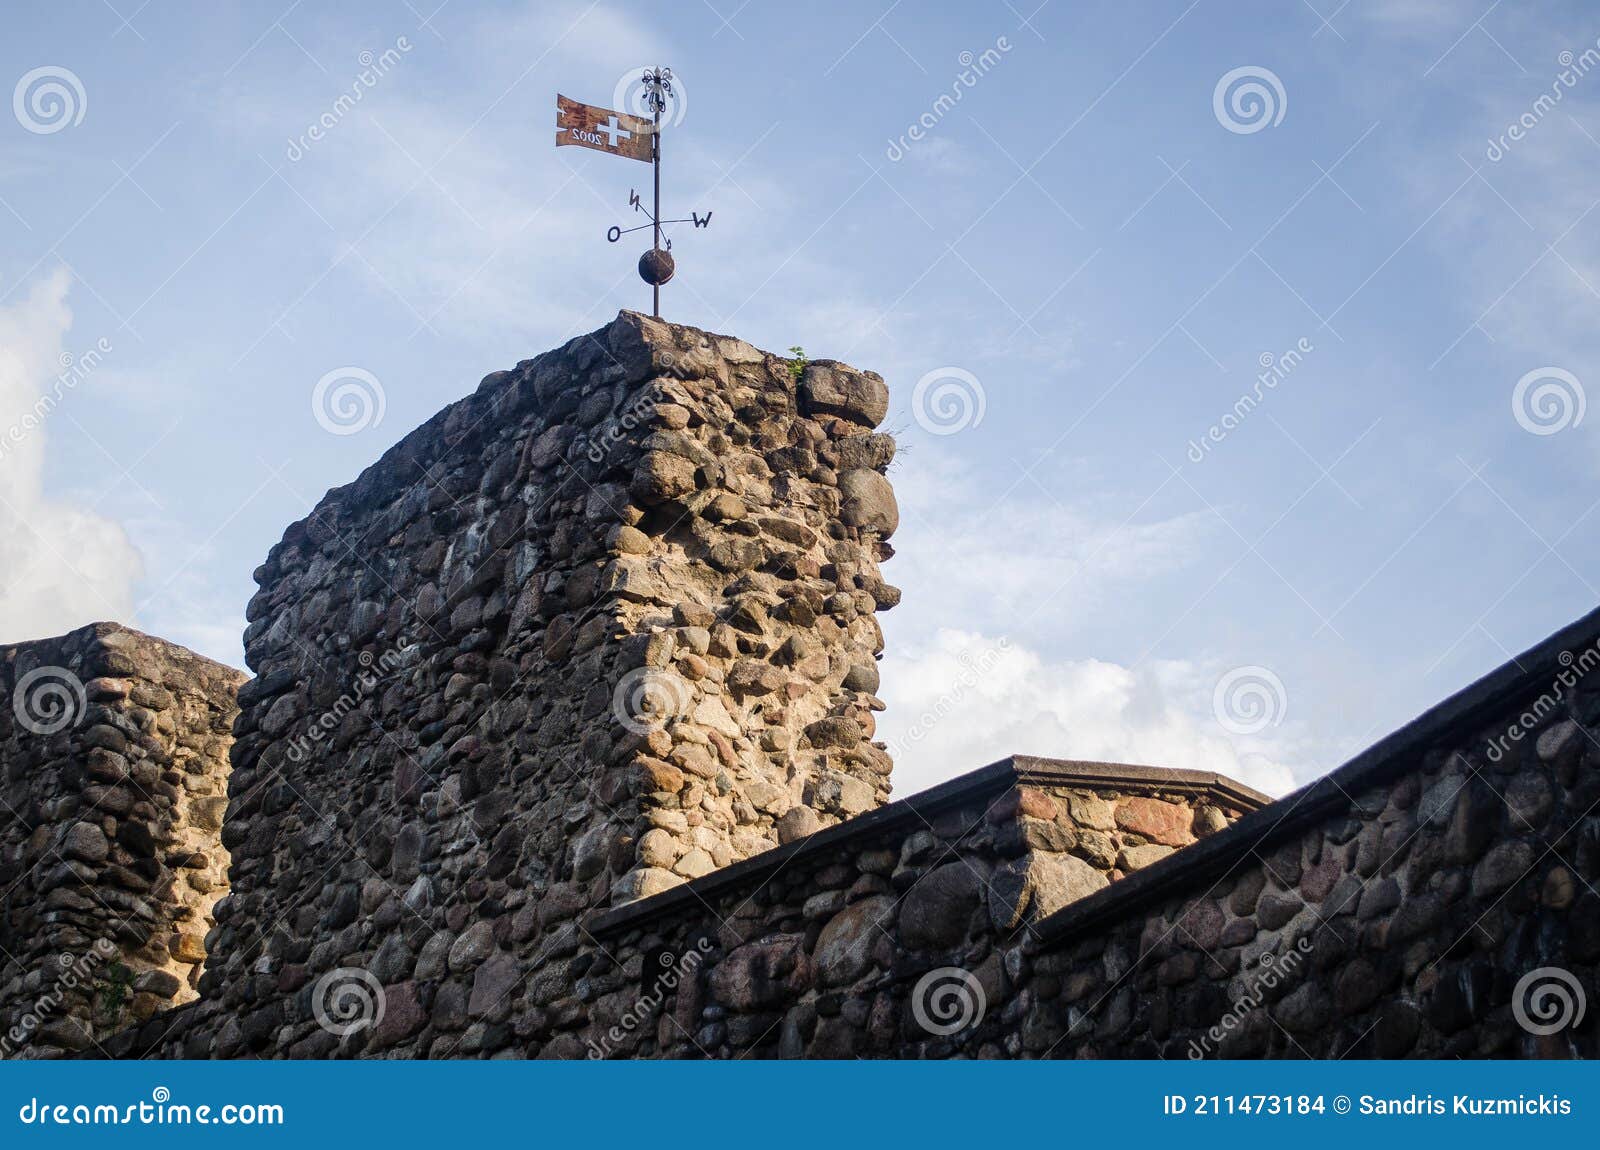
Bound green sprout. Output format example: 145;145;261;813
95;962;133;1025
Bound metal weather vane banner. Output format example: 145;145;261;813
554;68;710;318
554;94;652;162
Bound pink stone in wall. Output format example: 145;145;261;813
1017;786;1060;821
1299;852;1345;902
1113;797;1194;846
984;786;1059;824
367;982;426;1051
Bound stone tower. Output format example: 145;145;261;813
200;312;899;1054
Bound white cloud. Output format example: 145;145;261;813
879;627;1302;800
1361;0;1471;38
0;269;144;643
874;452;1306;800
464;2;668;79
893;135;970;175
884;451;1219;639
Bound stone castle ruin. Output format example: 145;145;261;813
1;314;1596;1058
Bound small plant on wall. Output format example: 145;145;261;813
95;962;134;1027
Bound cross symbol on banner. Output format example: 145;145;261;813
598;114;631;147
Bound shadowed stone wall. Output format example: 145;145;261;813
529;615;1600;1060
0;623;242;1057
126;312;899;1057
1000;611;1600;1058
578;758;1264;1058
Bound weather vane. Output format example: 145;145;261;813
555;67;711;318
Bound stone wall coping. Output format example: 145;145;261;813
1009;755;1270;808
1031;601;1600;948
1;620;247;685
586;756;1270;938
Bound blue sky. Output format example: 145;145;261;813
3;0;1599;798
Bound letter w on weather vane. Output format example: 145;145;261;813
554;68;712;319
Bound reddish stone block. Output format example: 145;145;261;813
1114;797;1194;846
1018;786;1060;820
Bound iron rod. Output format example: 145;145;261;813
652;79;661;319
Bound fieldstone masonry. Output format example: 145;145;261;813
1004;615;1600;1059
577;615;1600;1058
136;312;902;1057
580;757;1265;1058
4;314;1596;1059
0;623;242;1057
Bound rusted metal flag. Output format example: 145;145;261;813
555;94;653;162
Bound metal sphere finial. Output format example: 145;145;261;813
638;247;675;286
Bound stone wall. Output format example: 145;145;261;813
75;313;1600;1061
484;611;1600;1061
1000;608;1600;1058
130;312;900;1057
575;758;1264;1058
0;623;242;1057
